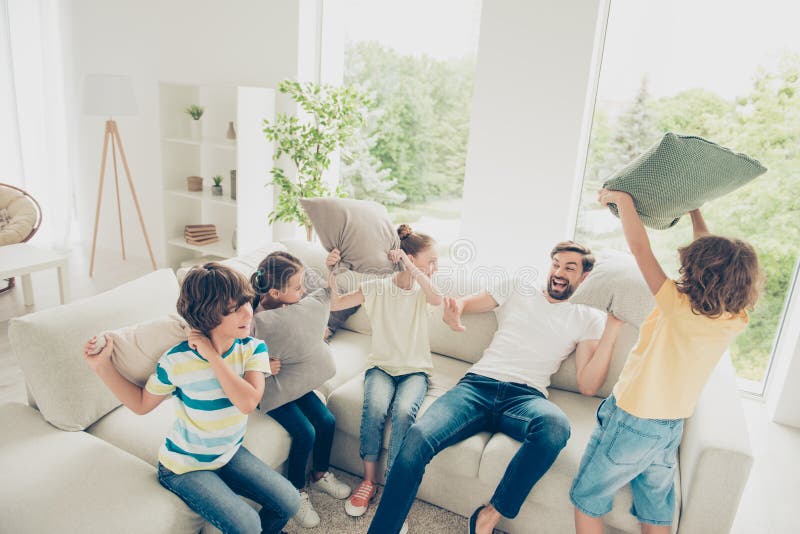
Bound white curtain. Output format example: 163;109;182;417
0;0;72;250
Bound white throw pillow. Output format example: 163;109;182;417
8;269;181;431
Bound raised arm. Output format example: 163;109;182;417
391;249;444;306
84;336;168;415
326;248;365;312
689;208;710;240
442;292;499;332
599;189;667;295
189;331;264;414
575;313;624;396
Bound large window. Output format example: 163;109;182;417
336;0;482;258
575;0;800;390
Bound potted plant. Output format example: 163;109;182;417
185;104;204;140
211;175;223;196
263;80;370;241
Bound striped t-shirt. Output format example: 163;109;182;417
145;337;269;474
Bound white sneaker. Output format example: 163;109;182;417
293;491;320;528
310;471;351;499
400;520;409;534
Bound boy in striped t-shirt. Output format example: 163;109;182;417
84;263;300;534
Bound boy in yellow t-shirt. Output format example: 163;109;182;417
571;190;762;533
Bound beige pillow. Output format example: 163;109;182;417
8;269;181;431
300;198;399;275
91;314;191;386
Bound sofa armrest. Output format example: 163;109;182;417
678;354;753;534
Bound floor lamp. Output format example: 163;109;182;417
83;73;157;276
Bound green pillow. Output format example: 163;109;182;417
603;133;767;229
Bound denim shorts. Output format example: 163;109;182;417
570;394;683;526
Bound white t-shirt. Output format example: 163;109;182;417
361;276;434;377
468;278;605;396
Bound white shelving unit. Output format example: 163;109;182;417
159;83;275;268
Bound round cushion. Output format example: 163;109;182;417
0;186;38;245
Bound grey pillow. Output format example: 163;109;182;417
303;265;358;337
253;289;336;412
569;249;655;326
604;133;767;229
300;197;399;274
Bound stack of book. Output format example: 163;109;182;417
184;224;219;246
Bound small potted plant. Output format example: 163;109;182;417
211;175;223;196
185;104;204;140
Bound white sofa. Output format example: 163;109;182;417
2;240;753;534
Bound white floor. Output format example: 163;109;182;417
1;245;798;533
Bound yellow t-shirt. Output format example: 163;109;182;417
613;279;748;419
361;276;434;377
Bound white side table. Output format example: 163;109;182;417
0;243;70;306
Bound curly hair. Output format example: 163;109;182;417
676;235;762;318
177;262;254;336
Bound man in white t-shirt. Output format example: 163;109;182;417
368;241;624;534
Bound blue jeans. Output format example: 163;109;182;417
360;367;429;473
570;395;683;525
268;391;336;489
368;373;571;534
158;446;300;534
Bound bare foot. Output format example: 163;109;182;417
476;505;502;534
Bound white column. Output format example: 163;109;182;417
460;0;609;275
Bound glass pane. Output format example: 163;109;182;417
575;0;800;388
339;0;482;261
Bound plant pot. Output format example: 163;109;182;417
230;170;237;200
187;176;203;192
211;185;223;196
189;119;201;140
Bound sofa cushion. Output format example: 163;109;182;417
570;249;655;327
8;269;181;431
300;197;400;274
320;329;371;396
603;132;767;230
477;389;681;532
253;289;336;413
87;400;291;470
550;321;640;398
0;402;203;534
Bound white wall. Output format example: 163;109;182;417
460;0;608;277
64;0;307;264
767;267;800;428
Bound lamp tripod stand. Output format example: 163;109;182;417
89;119;157;276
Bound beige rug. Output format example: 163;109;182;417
282;468;469;534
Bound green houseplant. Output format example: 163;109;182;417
211;175;223;196
185;105;204;140
263;80;370;240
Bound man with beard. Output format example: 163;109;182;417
368;241;624;534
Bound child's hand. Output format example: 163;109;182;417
269;357;281;375
326;248;341;270
388;249;411;266
442;297;466;332
598;188;633;208
188;330;217;359
83;335;114;373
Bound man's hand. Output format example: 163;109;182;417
269;357;281;375
326;248;341;270
188;330;218;360
83;335;114;373
443;297;466;332
598;188;633;208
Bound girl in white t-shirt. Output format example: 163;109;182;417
327;224;443;520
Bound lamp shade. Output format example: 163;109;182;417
82;73;138;116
